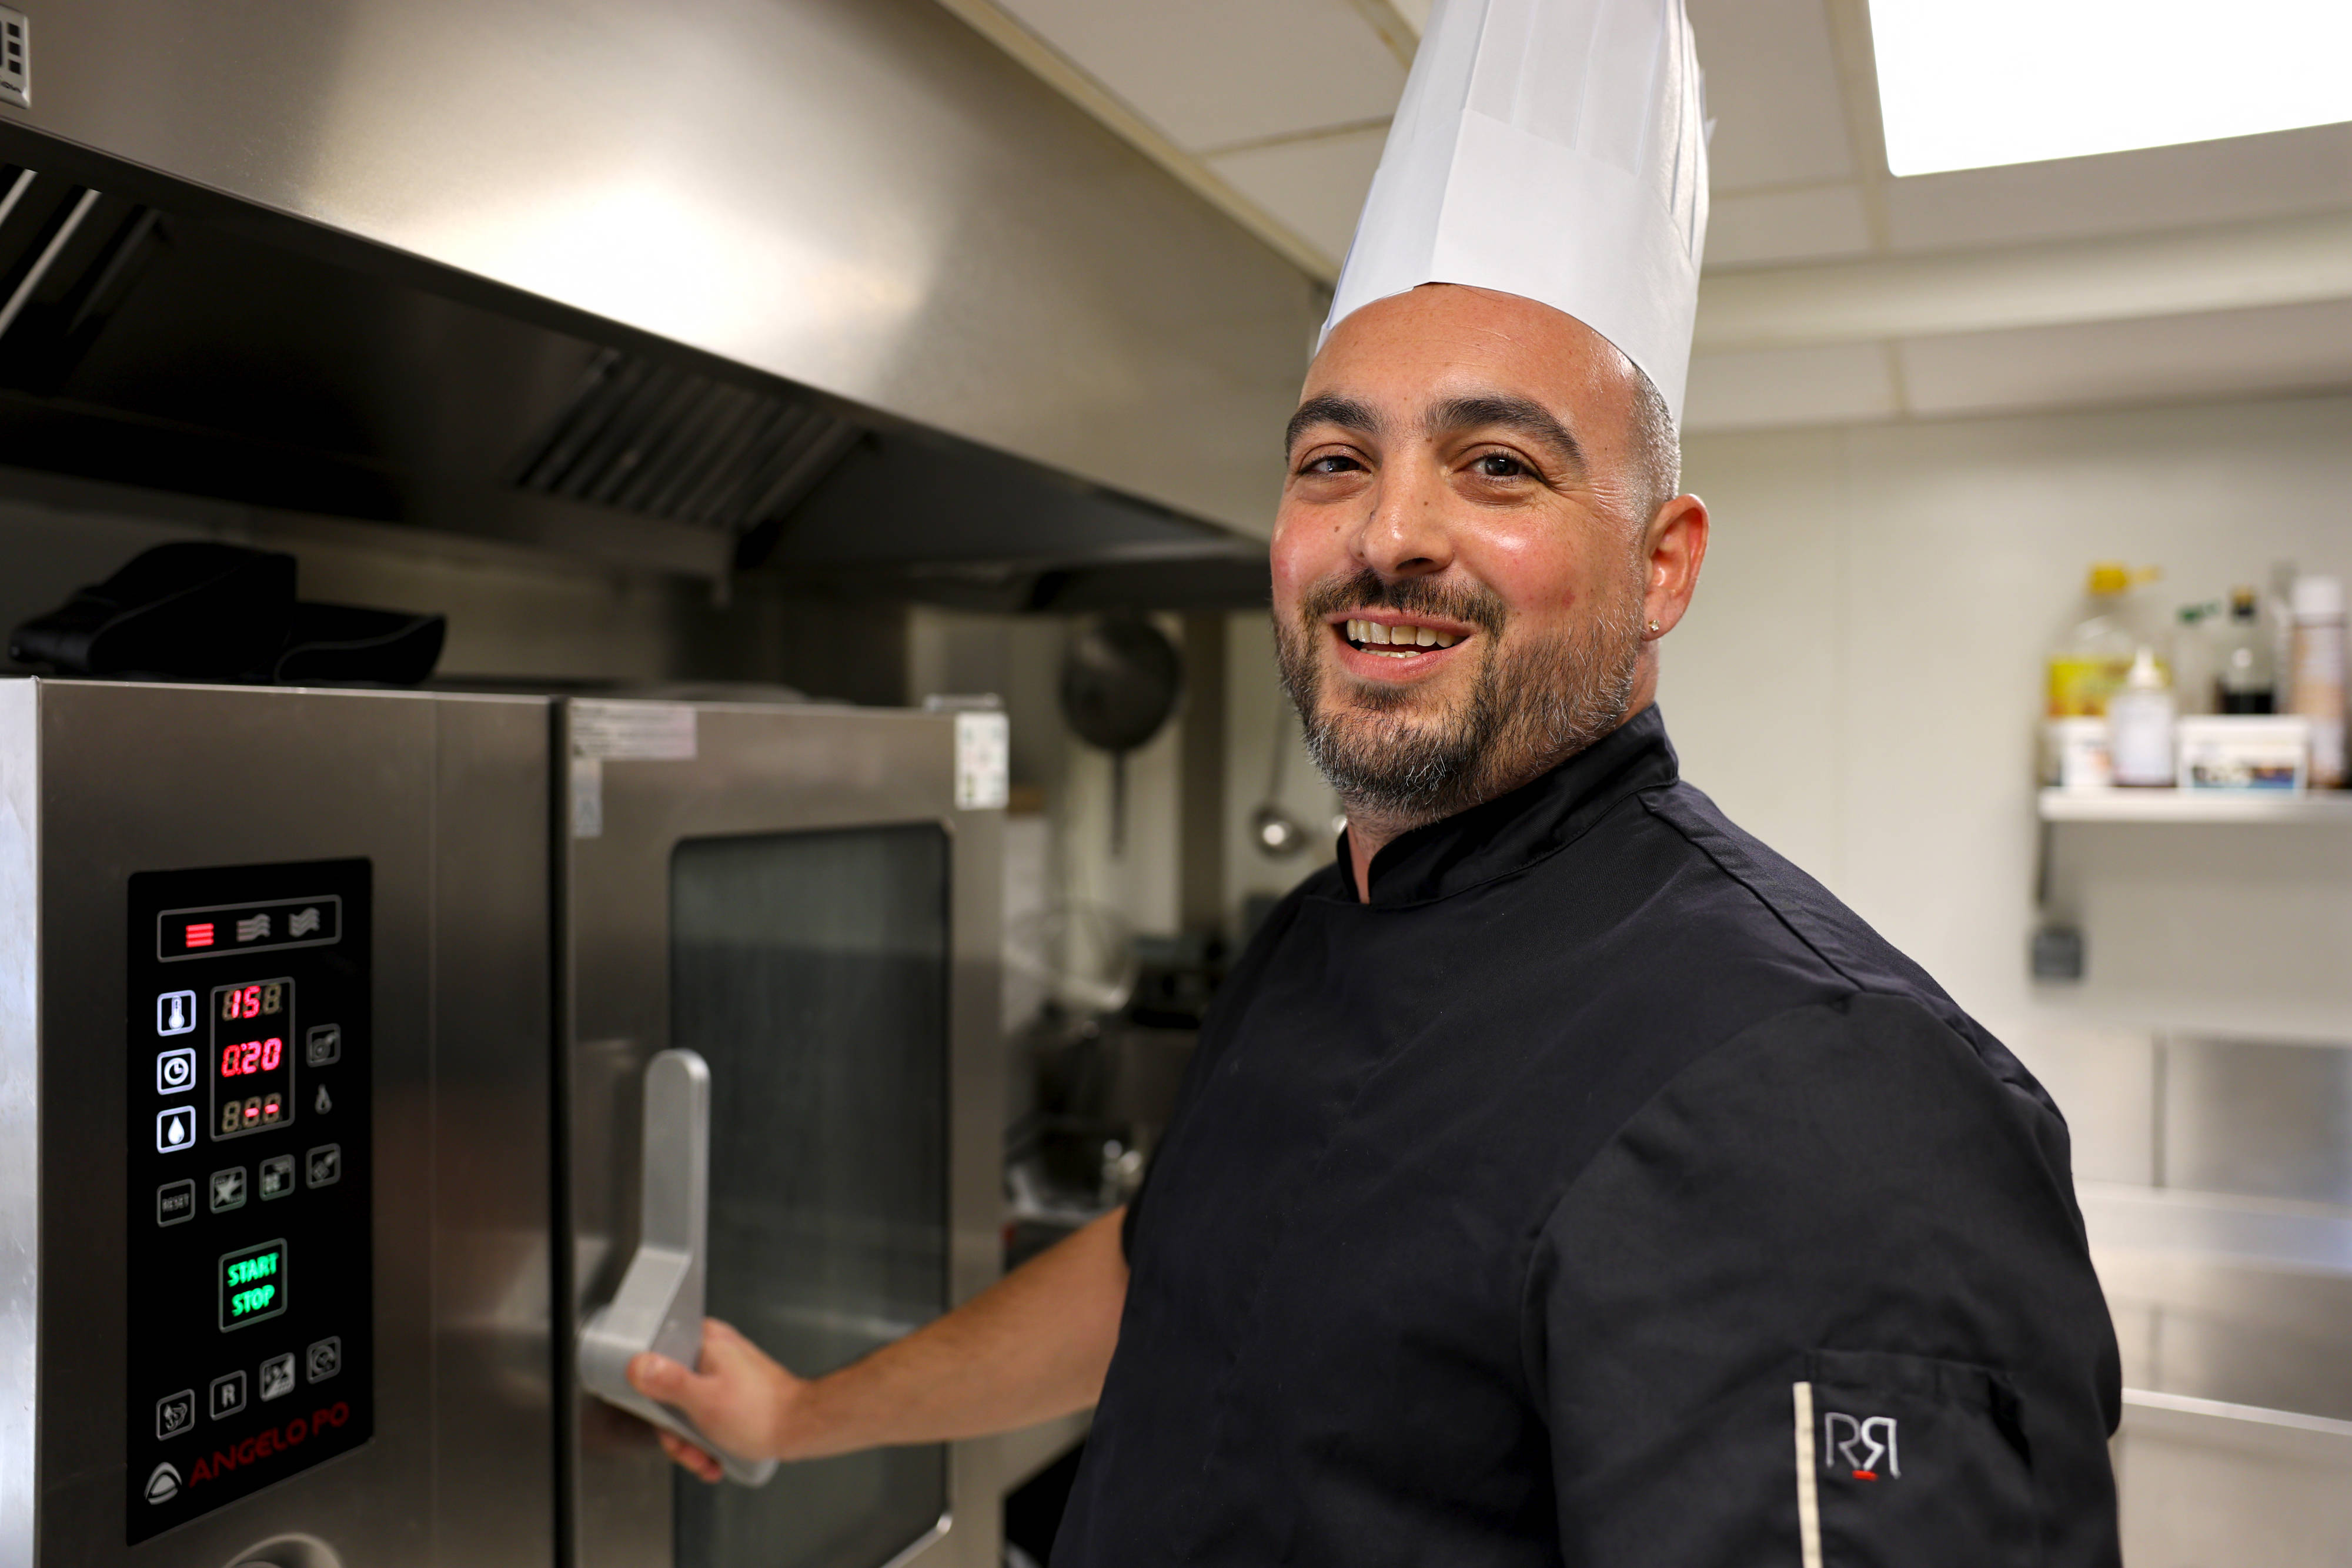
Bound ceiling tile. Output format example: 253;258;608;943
1685;0;1853;190
1705;184;1872;269
1207;125;1391;264
995;0;1406;151
1887;122;2352;254
1898;298;2352;418
1682;342;1897;431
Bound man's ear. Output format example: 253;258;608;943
1639;493;1708;637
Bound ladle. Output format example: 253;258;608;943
1251;704;1310;858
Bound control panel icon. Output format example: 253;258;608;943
306;1336;342;1383
155;1389;195;1440
156;1047;196;1095
155;1105;195;1154
156;1179;195;1226
305;1144;341;1189
209;1370;246;1419
157;990;196;1036
258;1154;295;1201
144;1462;182;1505
259;1353;296;1402
209;1167;247;1213
304;1024;340;1066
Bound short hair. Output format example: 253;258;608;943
1626;365;1681;531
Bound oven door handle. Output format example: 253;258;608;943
576;1047;779;1486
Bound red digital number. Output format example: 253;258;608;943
220;1038;282;1078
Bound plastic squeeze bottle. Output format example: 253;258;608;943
2108;646;2177;787
2290;576;2348;788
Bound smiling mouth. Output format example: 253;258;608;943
1338;617;1466;657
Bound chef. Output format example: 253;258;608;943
629;0;2125;1561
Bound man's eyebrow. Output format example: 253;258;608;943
1285;394;1382;454
1426;393;1586;472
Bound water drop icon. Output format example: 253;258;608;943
168;1118;185;1146
315;1085;332;1115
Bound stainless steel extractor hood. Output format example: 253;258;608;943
0;0;1316;601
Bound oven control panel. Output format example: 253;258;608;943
124;860;372;1542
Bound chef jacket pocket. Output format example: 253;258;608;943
1800;1348;2036;1567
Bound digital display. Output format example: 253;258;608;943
209;978;295;1141
218;1239;288;1329
128;858;373;1543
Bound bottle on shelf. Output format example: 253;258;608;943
2047;562;2164;718
2290;575;2347;788
2171;601;2220;717
2214;586;2277;714
2107;646;2177;788
2270;560;2298;708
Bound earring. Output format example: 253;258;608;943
1647;620;1660;633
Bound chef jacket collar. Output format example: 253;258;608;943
1329;703;1679;908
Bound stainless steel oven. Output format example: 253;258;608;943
1;680;1007;1567
560;697;1006;1568
0;677;557;1568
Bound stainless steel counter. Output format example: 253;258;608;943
2082;1183;2352;1566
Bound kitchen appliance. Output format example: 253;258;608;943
0;677;556;1566
562;697;1005;1568
0;680;1007;1566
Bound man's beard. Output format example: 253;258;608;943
1275;564;1645;828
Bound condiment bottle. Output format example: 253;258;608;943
2109;646;2177;788
2290;575;2348;788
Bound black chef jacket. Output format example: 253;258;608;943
1054;706;2120;1567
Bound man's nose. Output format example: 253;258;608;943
1353;457;1454;581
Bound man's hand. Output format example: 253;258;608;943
626;1318;803;1484
626;1208;1130;1482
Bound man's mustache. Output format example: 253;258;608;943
1294;568;1507;637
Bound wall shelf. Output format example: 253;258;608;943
2039;788;2352;824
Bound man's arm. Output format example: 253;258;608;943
1531;995;2121;1566
627;1205;1130;1482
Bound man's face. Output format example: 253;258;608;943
1272;285;1678;826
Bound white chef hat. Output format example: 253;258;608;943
1322;0;1709;424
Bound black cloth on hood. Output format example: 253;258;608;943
1055;705;2120;1568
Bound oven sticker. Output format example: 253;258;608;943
956;711;1010;811
572;701;698;761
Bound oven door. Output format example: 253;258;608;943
562;699;1003;1568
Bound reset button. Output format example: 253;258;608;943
156;1179;195;1226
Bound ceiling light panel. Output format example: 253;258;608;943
1869;0;2352;177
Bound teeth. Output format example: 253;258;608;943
1342;619;1462;651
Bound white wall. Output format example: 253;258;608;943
1665;391;2352;1178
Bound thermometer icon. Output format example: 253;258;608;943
157;991;196;1037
